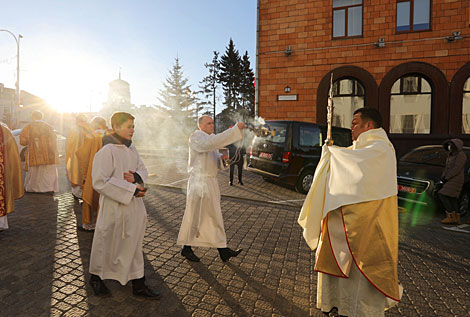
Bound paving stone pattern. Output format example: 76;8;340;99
142;155;306;207
0;168;469;316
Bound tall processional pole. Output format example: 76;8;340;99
326;73;334;146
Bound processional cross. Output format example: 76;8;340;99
326;73;334;146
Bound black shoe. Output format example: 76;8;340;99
218;247;242;262
229;181;233;186
181;246;200;262
133;285;161;299
89;275;111;297
238;180;244;185
324;307;340;317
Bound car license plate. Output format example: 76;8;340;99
397;185;416;193
259;152;272;159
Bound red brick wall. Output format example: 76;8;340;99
257;0;470;123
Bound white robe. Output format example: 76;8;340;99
89;143;148;285
24;164;59;193
298;128;401;316
0;216;8;230
318;263;391;316
177;126;243;248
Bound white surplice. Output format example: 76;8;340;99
24;164;59;193
0;216;8;230
177;126;242;248
89;143;148;285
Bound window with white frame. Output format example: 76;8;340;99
333;0;363;38
332;78;365;128
390;75;431;134
396;0;431;32
462;78;470;133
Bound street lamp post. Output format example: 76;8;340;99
0;29;22;128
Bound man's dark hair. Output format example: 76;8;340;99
110;112;135;129
353;108;383;128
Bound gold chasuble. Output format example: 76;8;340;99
298;128;401;307
19;121;59;171
75;131;105;225
0;123;24;216
65;122;90;186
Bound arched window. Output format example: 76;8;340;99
332;78;364;128
389;75;431;134
462;78;470;133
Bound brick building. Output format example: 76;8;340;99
256;0;470;156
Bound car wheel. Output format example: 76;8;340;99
296;170;314;194
457;190;469;216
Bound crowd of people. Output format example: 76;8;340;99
3;107;467;315
0;111;248;300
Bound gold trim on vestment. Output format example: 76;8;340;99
315;197;400;301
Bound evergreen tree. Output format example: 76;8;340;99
219;38;242;110
239;51;255;118
155;57;199;142
198;51;220;128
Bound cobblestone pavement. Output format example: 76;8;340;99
0;161;469;316
142;155;306;207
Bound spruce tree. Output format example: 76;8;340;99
239;51;255;118
198;51;220;128
156;57;199;142
219;38;242;110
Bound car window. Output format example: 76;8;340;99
400;148;447;166
299;125;321;147
261;122;288;144
332;129;352;147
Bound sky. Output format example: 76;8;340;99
0;1;256;114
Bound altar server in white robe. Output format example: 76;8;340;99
177;115;245;262
88;112;160;299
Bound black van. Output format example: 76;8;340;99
247;120;352;194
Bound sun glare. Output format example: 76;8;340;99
28;50;109;113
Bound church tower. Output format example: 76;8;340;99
102;70;134;116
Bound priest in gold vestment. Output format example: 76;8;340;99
0;122;24;230
298;108;402;316
20;111;59;193
75;116;108;231
66;114;90;199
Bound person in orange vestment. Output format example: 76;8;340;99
76;116;108;231
65;114;90;199
0;122;24;230
19;111;59;193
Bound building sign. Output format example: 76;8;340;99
277;94;298;101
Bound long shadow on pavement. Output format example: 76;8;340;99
0;193;58;316
227;262;310;316
188;262;251;317
70;193;189;316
